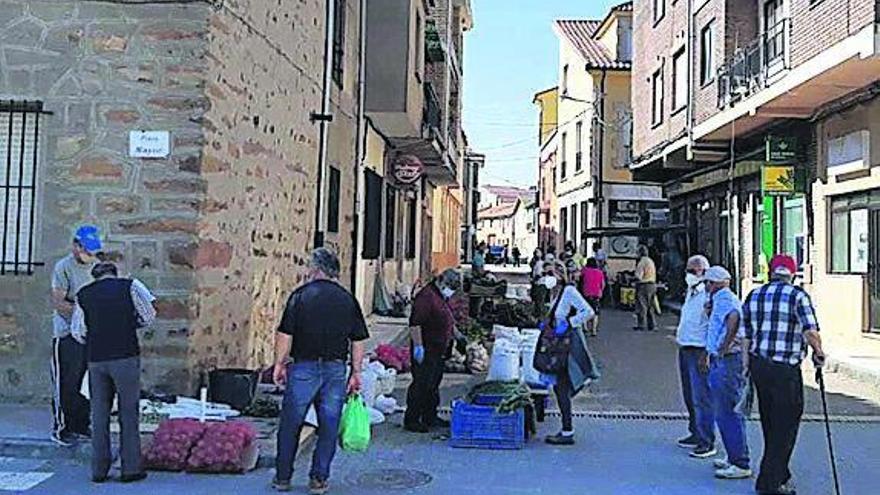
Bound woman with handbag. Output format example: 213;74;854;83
534;267;597;445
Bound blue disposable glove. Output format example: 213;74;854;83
553;319;570;336
413;345;425;364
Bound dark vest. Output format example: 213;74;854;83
77;278;140;363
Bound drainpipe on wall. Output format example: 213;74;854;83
595;69;608;231
313;0;336;249
350;0;368;291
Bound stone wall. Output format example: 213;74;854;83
0;0;211;399
0;0;361;399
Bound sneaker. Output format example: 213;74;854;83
50;431;76;447
677;434;700;448
689;445;718;459
713;458;731;469
272;478;292;492
309;478;330;495
714;465;752;479
545;432;575;445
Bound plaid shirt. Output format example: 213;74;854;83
743;281;819;366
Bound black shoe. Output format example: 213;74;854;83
647;327;657;332
91;475;109;484
120;472;147;483
428;417;450;428
404;422;429;433
758;482;797;495
689;444;718;459
633;326;644;332
676;434;700;448
272;478;293;492
545;432;575;445
74;429;92;440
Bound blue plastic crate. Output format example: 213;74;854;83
470;393;505;406
449;400;526;450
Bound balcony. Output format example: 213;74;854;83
718;19;790;109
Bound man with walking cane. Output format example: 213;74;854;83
742;254;826;495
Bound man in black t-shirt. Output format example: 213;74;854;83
272;248;369;494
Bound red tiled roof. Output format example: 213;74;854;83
555;5;632;71
478;202;518;220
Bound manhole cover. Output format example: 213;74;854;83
350;468;432;490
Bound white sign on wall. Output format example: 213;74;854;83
827;129;869;175
129;131;170;158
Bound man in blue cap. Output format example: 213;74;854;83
50;225;102;446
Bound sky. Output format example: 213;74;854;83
462;0;621;188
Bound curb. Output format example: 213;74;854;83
826;356;880;390
0;436;91;462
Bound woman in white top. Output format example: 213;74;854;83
540;267;597;445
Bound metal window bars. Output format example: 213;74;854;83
1;100;46;275
717;18;790;108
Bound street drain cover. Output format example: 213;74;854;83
350;468;432;490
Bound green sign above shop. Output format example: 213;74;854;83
766;135;798;163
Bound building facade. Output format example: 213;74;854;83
631;0;880;354
550;2;665;267
533;87;560;251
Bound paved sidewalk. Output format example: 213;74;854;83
0;315;410;463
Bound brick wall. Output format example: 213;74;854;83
632;0;689;160
790;0;877;68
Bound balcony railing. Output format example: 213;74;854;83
718;18;790;108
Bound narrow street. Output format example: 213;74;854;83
11;302;880;494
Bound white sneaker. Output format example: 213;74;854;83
714;465;752;479
713;458;731;469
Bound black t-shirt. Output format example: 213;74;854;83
277;279;369;361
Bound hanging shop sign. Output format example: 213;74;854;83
761;165;796;196
393;154;423;186
766;135;798;164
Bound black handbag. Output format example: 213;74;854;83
532;287;573;374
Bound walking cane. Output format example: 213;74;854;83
816;366;842;495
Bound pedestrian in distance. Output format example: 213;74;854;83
405;269;463;433
633;245;658;332
272;248;369;494
512;246;521;268
529;248;542;276
472;244;486;278
703;266;752;480
592;241;610;304
743;254;826;495
50;224;103;446
580;258;605;336
674;255;716;459
539;267;596;445
71;262;156;484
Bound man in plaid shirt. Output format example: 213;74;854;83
743;254;826;495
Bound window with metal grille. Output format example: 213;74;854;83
1;101;44;275
332;0;346;88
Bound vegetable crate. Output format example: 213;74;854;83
449;399;525;450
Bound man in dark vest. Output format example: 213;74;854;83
71;262;156;484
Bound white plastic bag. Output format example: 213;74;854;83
520;328;542;386
374;395;399;414
488;338;521;382
360;367;380;408
367;406;386;425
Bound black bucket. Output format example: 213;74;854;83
207;368;259;411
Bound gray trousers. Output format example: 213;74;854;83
635;282;657;330
88;356;141;478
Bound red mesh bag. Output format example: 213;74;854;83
185;421;258;474
143;419;208;472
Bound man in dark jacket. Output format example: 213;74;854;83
71;262;156;484
404;269;462;433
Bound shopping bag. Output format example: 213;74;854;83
338;395;370;452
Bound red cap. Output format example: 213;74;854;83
770;254;797;276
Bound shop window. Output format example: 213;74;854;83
827;130;870;176
406;198;416;259
830;207;868;274
782;197;805;270
362;169;382;259
753;199;764;277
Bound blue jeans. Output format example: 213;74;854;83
679;347;715;448
275;360;347;483
709;353;750;469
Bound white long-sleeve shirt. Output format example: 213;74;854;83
552;285;595;329
70;278;157;343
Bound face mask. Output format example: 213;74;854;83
541;276;558;290
440;287;455;300
685;273;702;287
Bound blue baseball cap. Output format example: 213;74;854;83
74;225;103;254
